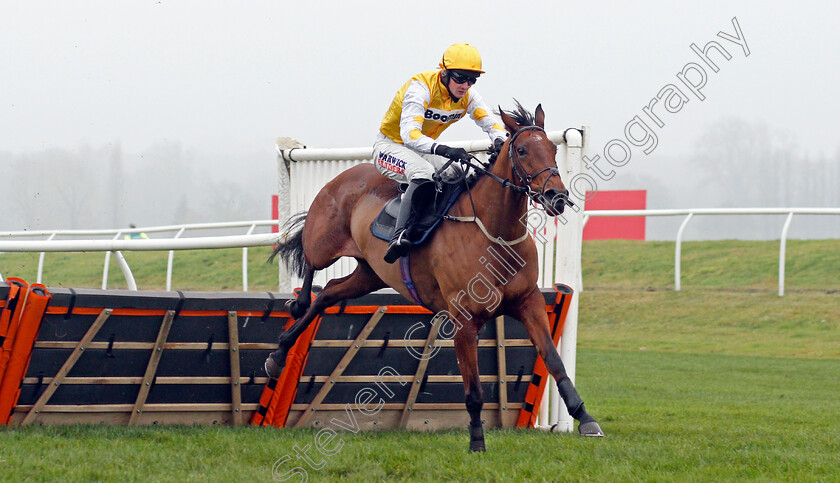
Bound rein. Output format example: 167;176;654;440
437;125;560;246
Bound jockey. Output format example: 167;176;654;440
375;43;507;263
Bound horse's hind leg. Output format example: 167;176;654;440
265;260;386;379
513;288;603;436
286;267;315;319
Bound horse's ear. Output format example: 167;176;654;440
499;106;520;135
535;104;545;129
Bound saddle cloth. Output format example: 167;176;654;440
370;180;466;246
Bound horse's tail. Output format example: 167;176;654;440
269;212;309;278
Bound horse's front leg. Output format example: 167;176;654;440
452;322;486;452
513;287;603;436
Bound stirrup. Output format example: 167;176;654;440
384;230;409;263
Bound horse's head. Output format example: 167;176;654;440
497;103;571;216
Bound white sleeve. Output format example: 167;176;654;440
399;80;437;154
467;89;507;143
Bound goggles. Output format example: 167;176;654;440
448;70;478;86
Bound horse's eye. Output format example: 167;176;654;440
516;146;527;156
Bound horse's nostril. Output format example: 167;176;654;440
547;190;568;205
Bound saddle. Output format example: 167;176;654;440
370;174;467;246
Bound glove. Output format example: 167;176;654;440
434;144;469;162
493;137;505;151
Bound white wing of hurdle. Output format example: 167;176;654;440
277;128;590;432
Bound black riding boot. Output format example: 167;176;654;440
384;178;432;263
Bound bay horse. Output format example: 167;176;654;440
266;103;603;451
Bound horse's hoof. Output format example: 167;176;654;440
469;441;486;453
578;421;604;437
264;355;285;379
468;423;486;452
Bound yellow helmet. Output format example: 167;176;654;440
439;43;484;73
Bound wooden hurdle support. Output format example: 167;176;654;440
0;281;573;429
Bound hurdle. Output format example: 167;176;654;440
1;280;573;430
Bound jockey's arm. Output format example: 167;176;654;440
467;90;507;145
399;81;437;154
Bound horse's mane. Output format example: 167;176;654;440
497;99;536;127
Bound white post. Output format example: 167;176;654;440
102;232;124;289
779;212;794;296
36;233;57;284
539;384;550;427
166;227;186;292
276;137;303;293
675;213;694;291
113;250;137;290
548;127;587;432
242;224;257;291
102;251;112;289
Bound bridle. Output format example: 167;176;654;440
506;125;566;210
441;125;571;210
436;125;571;246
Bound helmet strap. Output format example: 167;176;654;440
440;70;461;102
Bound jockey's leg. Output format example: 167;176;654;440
384;178;433;263
374;137;439;263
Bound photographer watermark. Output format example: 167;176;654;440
270;15;751;479
403;225;529;361
559;17;750;218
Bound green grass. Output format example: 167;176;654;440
1;240;839;481
582;239;840;291
2;349;838;482
579;290;839;358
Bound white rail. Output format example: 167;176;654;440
0;220;280;291
0;219;282;239
6;207;835;295
582;208;840;296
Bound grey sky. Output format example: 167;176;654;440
2;1;839;238
2;1;837;157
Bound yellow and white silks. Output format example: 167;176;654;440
374;69;506;183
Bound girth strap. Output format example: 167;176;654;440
399;253;426;307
